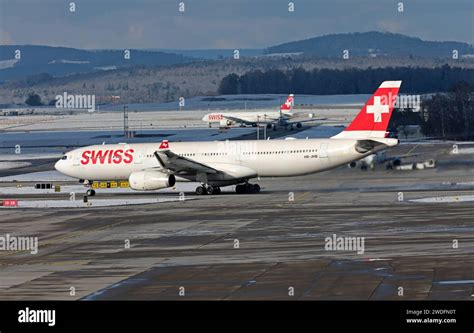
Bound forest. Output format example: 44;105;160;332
218;65;474;95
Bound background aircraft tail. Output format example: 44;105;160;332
280;94;294;114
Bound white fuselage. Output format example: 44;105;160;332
203;111;289;125
55;138;393;186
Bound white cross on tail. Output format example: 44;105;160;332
366;96;389;123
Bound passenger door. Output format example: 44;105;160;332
320;143;328;158
134;149;144;164
73;152;81;166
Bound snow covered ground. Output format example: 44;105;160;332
410;195;474;203
0;127;256;155
0;153;62;160
0;161;31;170
452;147;474;155
0;105;359;132
0;170;75;182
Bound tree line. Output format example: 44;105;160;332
381;81;474;141
218;65;474;95
419;81;474;140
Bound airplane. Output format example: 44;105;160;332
348;148;423;170
55;81;401;196
202;94;313;129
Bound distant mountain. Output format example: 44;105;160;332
265;32;474;58
151;48;264;60
0;45;195;83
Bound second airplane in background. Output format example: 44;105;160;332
202;94;311;129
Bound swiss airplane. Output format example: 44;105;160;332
55;81;401;196
202;94;307;128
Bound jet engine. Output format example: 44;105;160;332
220;119;233;127
348;161;357;169
129;170;176;191
392;158;402;167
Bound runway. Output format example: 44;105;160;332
0;142;473;300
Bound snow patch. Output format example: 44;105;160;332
48;59;90;64
0;59;19;69
0;170;74;182
410;195;474;203
94;65;117;71
0;161;31;170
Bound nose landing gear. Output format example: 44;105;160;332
86;189;96;197
81;180;96;197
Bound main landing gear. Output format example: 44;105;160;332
194;183;261;195
195;185;221;195
235;183;260;194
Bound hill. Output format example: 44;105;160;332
0;45;194;83
265;32;473;58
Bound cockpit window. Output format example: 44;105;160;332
61;155;68;160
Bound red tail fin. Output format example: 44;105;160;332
280;94;294;113
333;81;401;139
159;140;169;149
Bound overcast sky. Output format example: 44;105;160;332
0;0;472;49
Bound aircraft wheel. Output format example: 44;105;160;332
235;184;245;194
206;186;215;195
214;187;221;194
252;184;261;193
245;183;254;193
195;186;206;195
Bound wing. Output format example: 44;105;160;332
154;150;218;174
283;117;327;125
224;115;254;125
